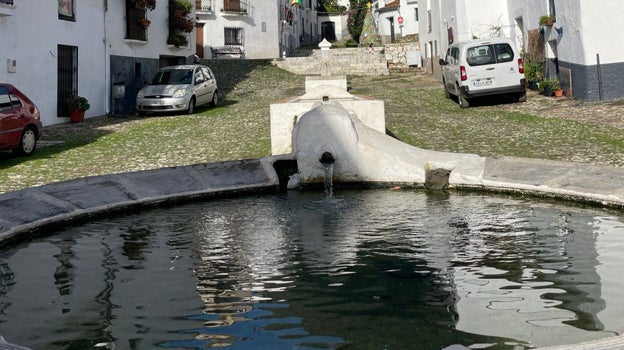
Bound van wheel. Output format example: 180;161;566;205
458;93;470;108
517;91;527;102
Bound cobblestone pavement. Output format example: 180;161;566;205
1;66;622;195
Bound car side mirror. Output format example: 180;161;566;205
439;59;446;66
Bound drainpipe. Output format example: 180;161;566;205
596;53;603;101
104;0;111;114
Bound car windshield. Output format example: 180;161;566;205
148;69;193;85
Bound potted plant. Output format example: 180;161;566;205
167;33;188;47
173;0;193;15
133;0;156;11
539;15;555;26
522;55;543;90
138;18;151;28
66;95;90;123
168;0;194;47
538;79;560;97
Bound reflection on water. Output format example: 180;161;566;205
0;190;623;350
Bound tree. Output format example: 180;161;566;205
317;0;347;15
347;0;367;42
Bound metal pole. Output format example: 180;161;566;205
596;53;603;101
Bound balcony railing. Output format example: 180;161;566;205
195;0;212;13
221;0;250;16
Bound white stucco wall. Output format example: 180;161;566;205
0;0;107;126
576;0;624;65
398;0;419;36
200;1;281;59
374;1;418;43
106;1;195;61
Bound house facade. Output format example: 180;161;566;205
374;0;419;44
317;0;349;43
0;0;197;125
196;0;319;59
109;0;197;115
419;0;624;102
0;0;108;126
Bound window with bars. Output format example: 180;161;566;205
126;0;148;41
224;27;244;45
57;45;78;117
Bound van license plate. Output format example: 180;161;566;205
473;79;493;87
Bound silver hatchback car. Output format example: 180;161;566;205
136;64;218;115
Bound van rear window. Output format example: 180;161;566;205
466;43;514;66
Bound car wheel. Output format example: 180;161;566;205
458;93;470;108
187;97;195;115
14;127;37;156
138;111;147;117
210;91;219;107
517;91;527;102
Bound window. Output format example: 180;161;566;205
126;0;147;41
427;10;431;32
58;0;75;21
224;27;244;45
414;8;418;21
223;0;242;12
57;45;78;117
0;87;21;112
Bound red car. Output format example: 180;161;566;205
0;83;42;156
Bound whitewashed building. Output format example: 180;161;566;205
419;0;624;102
0;0;197;125
196;0;318;59
108;0;197;115
0;0;107;126
317;0;350;42
374;0;419;43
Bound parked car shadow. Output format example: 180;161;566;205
0;116;133;169
451;93;523;108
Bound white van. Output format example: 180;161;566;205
439;38;526;108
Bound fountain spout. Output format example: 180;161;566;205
319;151;335;165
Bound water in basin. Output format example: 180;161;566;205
1;190;623;349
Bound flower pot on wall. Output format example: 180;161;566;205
69;110;85;123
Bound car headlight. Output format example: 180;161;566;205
137;90;145;99
172;88;188;98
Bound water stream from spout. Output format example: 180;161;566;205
319;152;335;198
322;162;333;198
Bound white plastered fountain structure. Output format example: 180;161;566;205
269;40;624;207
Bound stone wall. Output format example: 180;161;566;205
383;42;422;69
272;42;422;76
272;47;389;76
